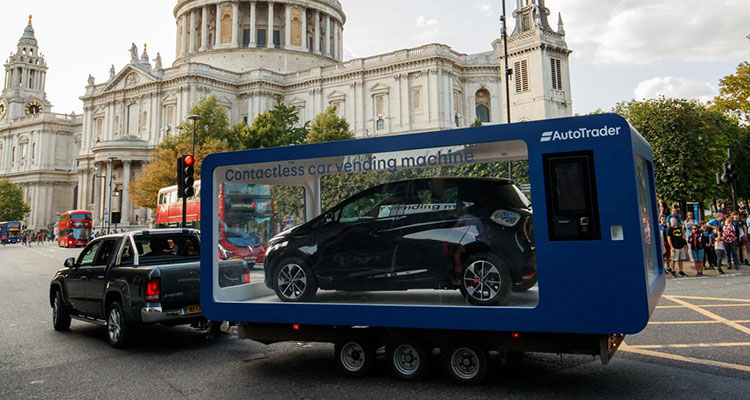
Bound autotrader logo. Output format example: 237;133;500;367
540;126;622;143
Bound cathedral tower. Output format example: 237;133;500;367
1;16;50;123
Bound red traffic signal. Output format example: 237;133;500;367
184;155;196;167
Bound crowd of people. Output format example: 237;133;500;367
0;231;55;246
659;201;749;277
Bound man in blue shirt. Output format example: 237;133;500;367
667;207;683;228
708;213;724;229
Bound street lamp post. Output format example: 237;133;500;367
501;0;513;180
187;114;202;156
106;157;116;235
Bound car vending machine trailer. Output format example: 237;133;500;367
200;114;665;384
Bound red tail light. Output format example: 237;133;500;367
146;278;160;302
242;270;251;284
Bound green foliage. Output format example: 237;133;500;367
613;97;733;204
307;106;355;143
237;101;309;149
713;61;750;124
470;117;483;127
0;179;30;221
166;95;235;149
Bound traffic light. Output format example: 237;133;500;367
183;155;196;198
720;161;730;184
727;162;737;182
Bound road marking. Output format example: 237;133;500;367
649;320;750;325
620;343;750;373
670;295;750;303
663;295;750;336
626;342;750;350
656;304;750;309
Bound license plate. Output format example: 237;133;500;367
183;305;201;315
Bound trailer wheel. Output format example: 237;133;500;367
443;342;488;385
387;339;429;380
335;338;375;378
459;253;511;306
273;257;318;302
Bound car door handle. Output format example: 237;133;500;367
370;230;384;237
97;275;105;280
80;275;88;280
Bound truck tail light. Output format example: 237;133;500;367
146;278;160;302
242;270;251;284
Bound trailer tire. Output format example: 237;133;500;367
459;253;511;306
387;338;429;381
443;342;488;385
272;257;318;302
335;338;375;378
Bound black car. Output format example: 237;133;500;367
264;178;536;306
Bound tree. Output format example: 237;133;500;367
307;106;355;143
470;117;483;127
0;179;30;221
613;97;732;205
130;97;234;210
713;61;750;124
237;101;309;149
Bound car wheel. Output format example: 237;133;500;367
335;338;376;378
52;290;71;331
106;301;133;349
443;342;488;385
273;258;318;302
459;253;511;306
387;338;429;381
512;274;538;292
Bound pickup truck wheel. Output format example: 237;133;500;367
52;290;71;331
443;342;488;385
335;338;376;378
273;258;318;302
459;254;511;306
107;301;133;349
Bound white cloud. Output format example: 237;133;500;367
634;77;717;103
554;0;750;64
414;15;440;41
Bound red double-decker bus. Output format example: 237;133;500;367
155;181;274;265
58;210;93;247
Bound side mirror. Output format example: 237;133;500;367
64;257;77;268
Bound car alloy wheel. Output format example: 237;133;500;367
463;260;502;302
108;307;122;344
277;263;308;300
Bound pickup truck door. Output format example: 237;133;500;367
67;241;102;313
84;239;118;318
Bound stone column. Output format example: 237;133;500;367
92;163;102;224
215;3;222;48
301;8;308;51
189;9;198;53
325;15;331;57
249;1;257;47
314;10;320;54
332;20;339;60
181;14;189;56
232;2;240;47
122;160;131;225
284;3;291;49
268;1;275;48
200;6;209;51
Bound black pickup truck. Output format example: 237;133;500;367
49;229;250;348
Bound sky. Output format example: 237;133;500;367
0;0;748;115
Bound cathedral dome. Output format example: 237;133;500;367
172;0;346;73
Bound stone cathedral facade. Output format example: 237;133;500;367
0;0;571;231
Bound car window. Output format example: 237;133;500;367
120;239;134;266
339;183;410;223
78;241;102;267
408;180;459;215
95;240;117;266
131;234;200;264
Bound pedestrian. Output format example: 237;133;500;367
688;225;706;276
667;217;688;277
660;215;672;271
731;211;748;265
684;212;698;231
703;224;718;270
1;234;6;246
715;228;727;275
723;218;741;270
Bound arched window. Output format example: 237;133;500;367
376;118;385;131
475;89;491;123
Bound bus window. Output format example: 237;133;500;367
543;151;601;241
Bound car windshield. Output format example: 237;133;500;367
70;228;91;240
225;230;261;247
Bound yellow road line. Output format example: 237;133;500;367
620;343;750;373
649;320;750;325
626;342;750;350
656;304;750;309
670;295;750;303
663;296;750;336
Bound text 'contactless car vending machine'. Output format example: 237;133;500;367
200;113;665;384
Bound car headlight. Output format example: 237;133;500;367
490;209;521;227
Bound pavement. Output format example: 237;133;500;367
0;243;748;399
